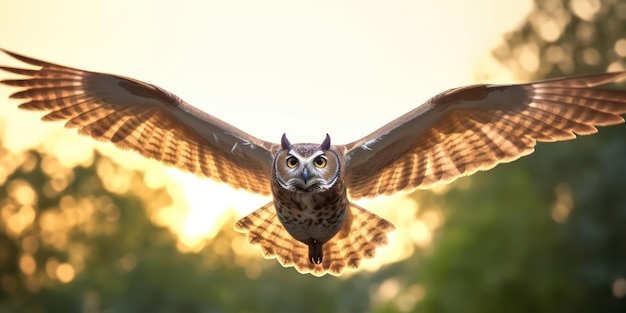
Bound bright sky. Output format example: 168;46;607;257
0;0;532;270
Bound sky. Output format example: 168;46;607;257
0;0;533;270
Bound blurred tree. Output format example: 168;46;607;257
0;144;386;313
1;1;626;313
412;0;626;312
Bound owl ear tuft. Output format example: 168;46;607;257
281;133;292;151
320;133;331;151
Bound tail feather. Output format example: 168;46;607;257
234;201;395;276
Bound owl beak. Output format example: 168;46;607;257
301;167;309;184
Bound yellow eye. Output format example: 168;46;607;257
313;156;327;168
286;156;299;168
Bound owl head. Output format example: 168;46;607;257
273;134;341;192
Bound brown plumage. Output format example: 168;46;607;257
1;48;625;276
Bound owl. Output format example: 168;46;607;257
1;49;626;276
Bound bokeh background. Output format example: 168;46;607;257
0;0;625;312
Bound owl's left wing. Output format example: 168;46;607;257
341;72;626;199
0;49;278;195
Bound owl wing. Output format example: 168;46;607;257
341;72;626;199
0;49;278;195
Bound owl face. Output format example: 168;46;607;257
273;134;341;192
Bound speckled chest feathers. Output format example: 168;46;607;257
271;134;348;264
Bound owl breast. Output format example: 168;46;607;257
271;171;349;264
271;138;349;263
272;180;348;243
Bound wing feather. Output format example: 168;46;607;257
342;72;626;199
234;202;394;276
0;49;279;195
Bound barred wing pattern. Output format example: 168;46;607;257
235;202;394;276
343;73;626;199
3;48;626;277
0;49;277;195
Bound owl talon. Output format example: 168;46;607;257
308;240;323;264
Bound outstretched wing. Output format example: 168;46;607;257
0;49;278;195
342;72;626;199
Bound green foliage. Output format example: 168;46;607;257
0;1;625;312
0;146;388;312
417;0;626;311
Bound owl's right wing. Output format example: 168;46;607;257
0;49;278;195
341;72;626;199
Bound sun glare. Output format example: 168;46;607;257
164;169;269;252
0;0;534;274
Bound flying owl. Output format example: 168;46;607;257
1;49;626;277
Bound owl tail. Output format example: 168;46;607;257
234;201;395;277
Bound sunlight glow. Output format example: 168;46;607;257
19;254;36;276
45;258;60;280
551;182;573;223
377;278;401;301
371;279;426;312
0;0;533;274
117;253;138;273
21;235;38;254
613;277;626;298
615;38;626;57
165;170;269;252
570;0;601;21
56;263;75;284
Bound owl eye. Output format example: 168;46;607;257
286;156;299;168
313;156;327;168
